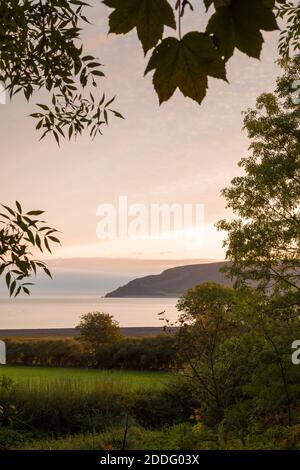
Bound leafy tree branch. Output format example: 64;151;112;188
0;0;123;144
0;202;60;296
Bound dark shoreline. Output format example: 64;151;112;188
0;327;176;338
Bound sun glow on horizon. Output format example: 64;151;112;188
43;223;226;261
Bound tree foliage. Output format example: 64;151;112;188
206;0;278;60
0;0;299;142
144;31;227;104
277;1;300;58
0;202;60;296
218;55;300;292
104;0;299;105
175;283;300;428
176;283;238;422
104;0;176;54
0;0;123;144
76;312;122;353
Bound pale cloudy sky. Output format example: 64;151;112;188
1;1;281;263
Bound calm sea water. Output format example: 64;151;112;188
0;295;179;329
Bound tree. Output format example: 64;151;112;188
176;282;239;422
175;283;300;429
214;57;300;428
1;1;299;143
218;55;300;292
228;288;300;428
76;312;121;355
0;202;59;296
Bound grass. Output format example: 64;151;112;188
19;425;193;450
0;366;177;439
0;365;170;392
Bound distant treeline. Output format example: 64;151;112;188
5;335;178;371
0;327;177;338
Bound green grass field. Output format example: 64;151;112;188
0;365;170;392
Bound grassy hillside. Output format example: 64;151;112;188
106;262;231;297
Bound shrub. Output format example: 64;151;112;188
5;335;177;371
6;339;90;368
98;335;177;371
132;380;199;428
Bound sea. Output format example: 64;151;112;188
0;295;179;329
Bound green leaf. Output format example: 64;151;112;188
48;236;60;244
9;280;16;297
16;201;22;213
91;70;105;77
145;32;227;104
37;104;50;111
82;55;96;61
2;205;15;217
23;287;30;296
14;286;22;297
103;0;176;54
110;110;125;119
27;210;45;216
53;130;60;146
206;0;278;60
5;272;11;288
68;126;74;140
35;233;42;251
30;262;37;276
44;238;52;254
43;267;52;279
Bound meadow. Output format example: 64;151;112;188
0;364;185;449
0;365;170;392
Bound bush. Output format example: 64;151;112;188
5;335;177;371
0;427;31;450
6;338;91;368
97;335;177;371
132;380;199;428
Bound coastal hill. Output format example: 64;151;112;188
105;261;232;298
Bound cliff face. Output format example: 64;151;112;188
105;262;232;297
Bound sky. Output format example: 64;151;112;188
1;1;281;271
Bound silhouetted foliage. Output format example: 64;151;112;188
218;55;300;291
0;202;60;296
1;1;299;142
